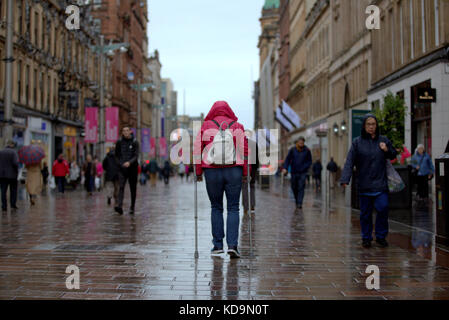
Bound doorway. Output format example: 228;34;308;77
411;80;432;156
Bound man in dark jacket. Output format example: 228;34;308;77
148;159;159;187
326;157;338;188
282;137;312;209
312;160;323;192
115;127;140;215
103;146;120;206
0;140;19;211
340;114;397;248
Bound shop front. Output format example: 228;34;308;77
25;117;52;165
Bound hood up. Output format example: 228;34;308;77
361;113;380;139
204;101;238;122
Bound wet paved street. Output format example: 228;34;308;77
1;177;449;300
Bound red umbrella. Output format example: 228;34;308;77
18;145;45;166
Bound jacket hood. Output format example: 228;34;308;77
204;101;238;122
361;113;380;139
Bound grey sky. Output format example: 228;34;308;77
147;0;265;130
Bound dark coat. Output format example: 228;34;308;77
312;161;323;177
340;114;397;194
102;151;120;181
0;147;19;179
326;160;338;173
115;136;140;170
283;146;312;175
148;160;159;174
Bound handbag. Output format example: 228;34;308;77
49;176;56;190
386;160;405;193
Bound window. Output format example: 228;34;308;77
25;65;30;106
42;17;46;51
40;72;43;110
34;12;39;47
47;75;51;112
17;60;22;103
17;0;23;35
34;68;37;108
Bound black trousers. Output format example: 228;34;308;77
117;168;138;209
416;175;429;199
1;178;18;209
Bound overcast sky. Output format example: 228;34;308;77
147;0;265;130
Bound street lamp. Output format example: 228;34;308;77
130;82;156;163
91;37;130;162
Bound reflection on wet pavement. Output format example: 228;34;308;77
0;178;449;300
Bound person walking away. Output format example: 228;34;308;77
82;155;96;196
69;161;80;190
41;161;49;191
312;159;323;193
326;158;338;189
26;160;43;206
52;154;70;194
0;140;19;211
115;127;140;215
185;164;191;182
242;142;259;214
148;159;159;187
282;137;312;209
411;144;434;201
102;147;120;205
194;101;249;259
162;161;171;185
94;157;103;191
340;114;397;248
178;161;185;181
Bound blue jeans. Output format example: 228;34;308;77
55;177;65;193
291;173;307;206
359;192;389;241
204;167;243;248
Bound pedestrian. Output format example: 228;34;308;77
326;157;338;189
242;140;258;214
94;157;103;191
340;114;397;248
312;159;323;192
25;160;43;206
194;101;249;259
82;155;96;195
281;137;312;210
69;160;80;190
41;161;49;188
185;164;191;182
162;161;171;185
0;140;19;211
392;144;411;165
52;154;70;193
115;126;140;215
102;147;120;206
411;144;434;200
178;161;185;181
148;158;159;187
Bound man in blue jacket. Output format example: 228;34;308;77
282;137;312;210
340;114;397;248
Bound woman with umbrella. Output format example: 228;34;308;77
18;144;45;206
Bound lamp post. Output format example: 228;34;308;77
2;0;14;141
91;40;129;162
130;82;156;164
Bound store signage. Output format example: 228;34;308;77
275;107;294;132
417;88;436;103
281;100;301;129
85;107;98;143
105;107;119;143
64;126;77;137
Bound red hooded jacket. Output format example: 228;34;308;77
194;101;249;176
52;159;70;177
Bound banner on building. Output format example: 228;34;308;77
281;100;301;129
275;107;294;132
159;137;167;158
105;107;119;143
150;137;156;158
85;107;98;143
141;128;151;153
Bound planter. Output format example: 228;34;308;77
351;165;412;210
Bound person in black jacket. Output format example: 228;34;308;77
326;158;338;188
0;140;19;211
340;114;397;248
103;146;120;206
282;137;312;209
114;127;140;215
312;160;323;192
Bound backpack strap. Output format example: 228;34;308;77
228;121;236;129
211;120;220;129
